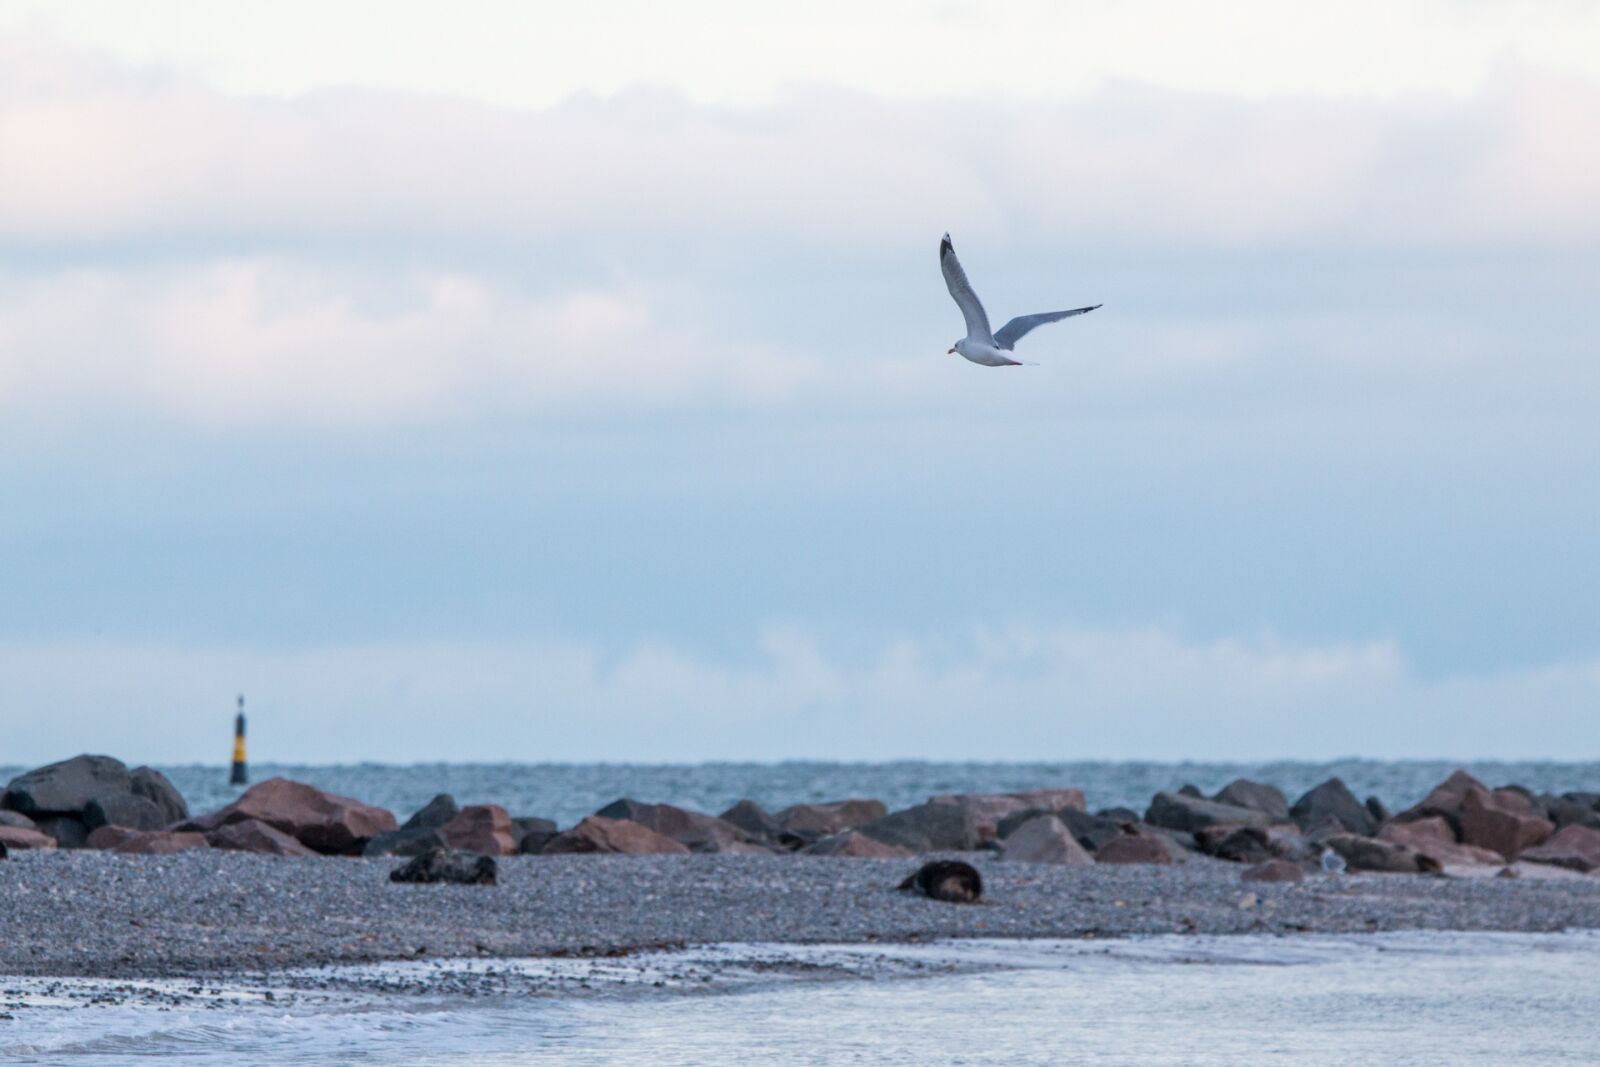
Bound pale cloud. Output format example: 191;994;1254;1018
2;623;1594;764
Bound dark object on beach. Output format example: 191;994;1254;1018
0;838;7;859
1324;832;1442;874
390;847;498;886
898;860;983;903
1290;778;1377;837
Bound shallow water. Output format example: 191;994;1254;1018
2;758;1591;826
6;931;1598;1066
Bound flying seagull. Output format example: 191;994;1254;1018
940;233;1100;366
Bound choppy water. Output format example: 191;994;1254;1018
5;758;1584;825
5;931;1599;1066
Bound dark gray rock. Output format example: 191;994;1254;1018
1562;791;1600;812
1145;791;1271;833
774;799;889;846
1058;808;1128;852
1366;796;1392;824
719;799;782;842
129;766;188;825
1096;806;1141;823
1212;779;1289;821
389;848;497;886
858;802;980;853
518;828;558;855
83;793;168;832
594;798;757;852
996;807;1048;840
897;860;982;903
1291;778;1377;836
363;826;449;857
1546;796;1600;830
511;817;557;854
32;813;89;848
3;755;132;816
401;794;461;831
1177;784;1205;798
1324;832;1440;874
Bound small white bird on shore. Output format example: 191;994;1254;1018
1321;846;1347;877
939;233;1099;366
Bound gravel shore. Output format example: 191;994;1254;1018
5;849;1600;980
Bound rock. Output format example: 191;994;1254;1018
208;818;319;856
518;828;558;855
999;815;1093;865
1562;791;1600;811
540;816;690;855
1393;769;1488;834
512;817;557;855
0;811;38;830
928;789;1087;843
1290;778;1376;836
1545;796;1600;830
1096;806;1141;823
32;814;89;849
1095;830;1177;865
400;794;461;831
109;831;210;855
0;839;5;859
1242;858;1304;883
128;766;188;825
595;798;755;853
0;825;58;850
1;755;132;816
389;847;498;885
83;793;169;832
1212;779;1289;821
805;830;914;858
178;777;397;855
773;799;888;843
719;799;782;842
1325;832;1441;874
898;859;983;903
1177;783;1205;798
438;804;517;856
1377;817;1503;867
86;825;141;850
857;802;980;853
1145;791;1271;833
1365;796;1392;824
1517;824;1600;873
1460;787;1554;861
1058;809;1128;852
362;826;449;857
1196;825;1272;863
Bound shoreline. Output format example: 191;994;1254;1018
5;850;1599;982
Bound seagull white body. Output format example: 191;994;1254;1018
940;232;1099;366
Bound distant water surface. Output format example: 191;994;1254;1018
3;759;1593;825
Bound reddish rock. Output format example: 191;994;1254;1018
110;831;210;855
438;804;518;856
929;789;1087;843
999;815;1094;865
1393;770;1489;833
1378;817;1503;867
1518;824;1600;873
178;778;397;855
805;830;914;858
86;825;141;850
1460;787;1554;861
1325;832;1441;873
0;825;58;850
540;816;690;855
773;799;888;841
1096;831;1176;865
207;818;318;856
595;799;756;853
1242;859;1304;883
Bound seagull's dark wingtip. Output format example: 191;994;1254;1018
940;233;953;259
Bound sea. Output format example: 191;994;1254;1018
9;758;1588;825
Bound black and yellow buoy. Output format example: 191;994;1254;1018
230;694;249;786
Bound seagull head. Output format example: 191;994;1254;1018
948;341;960;355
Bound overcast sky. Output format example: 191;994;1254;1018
2;1;1597;764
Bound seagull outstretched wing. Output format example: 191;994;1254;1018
940;233;993;344
994;305;1101;350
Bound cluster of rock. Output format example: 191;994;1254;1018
2;756;1596;883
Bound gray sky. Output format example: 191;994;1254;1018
2;1;1598;763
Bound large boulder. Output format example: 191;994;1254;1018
86;825;141;850
1213;779;1289;821
1290;778;1376;836
2;755;132;816
0;811;38;830
1516;824;1600;873
1145;792;1271;833
208;818;319;856
512;817;558;854
1096;830;1178;865
541;815;690;855
31;814;89;849
1324;832;1440;874
857;802;980;853
129;767;188;825
109;830;210;855
439;804;517;856
0;825;57;850
1377;817;1503;868
595;798;755;853
1459;787;1554;861
1195;824;1310;865
178;777;397;855
400;794;461;831
719;799;782;843
999;815;1093;865
773;799;888;843
929;789;1086;843
1544;796;1600;831
1392;770;1487;834
805;830;914;858
1057;809;1128;853
83;793;169;833
390;847;498;885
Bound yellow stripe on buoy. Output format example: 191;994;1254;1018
230;695;249;786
